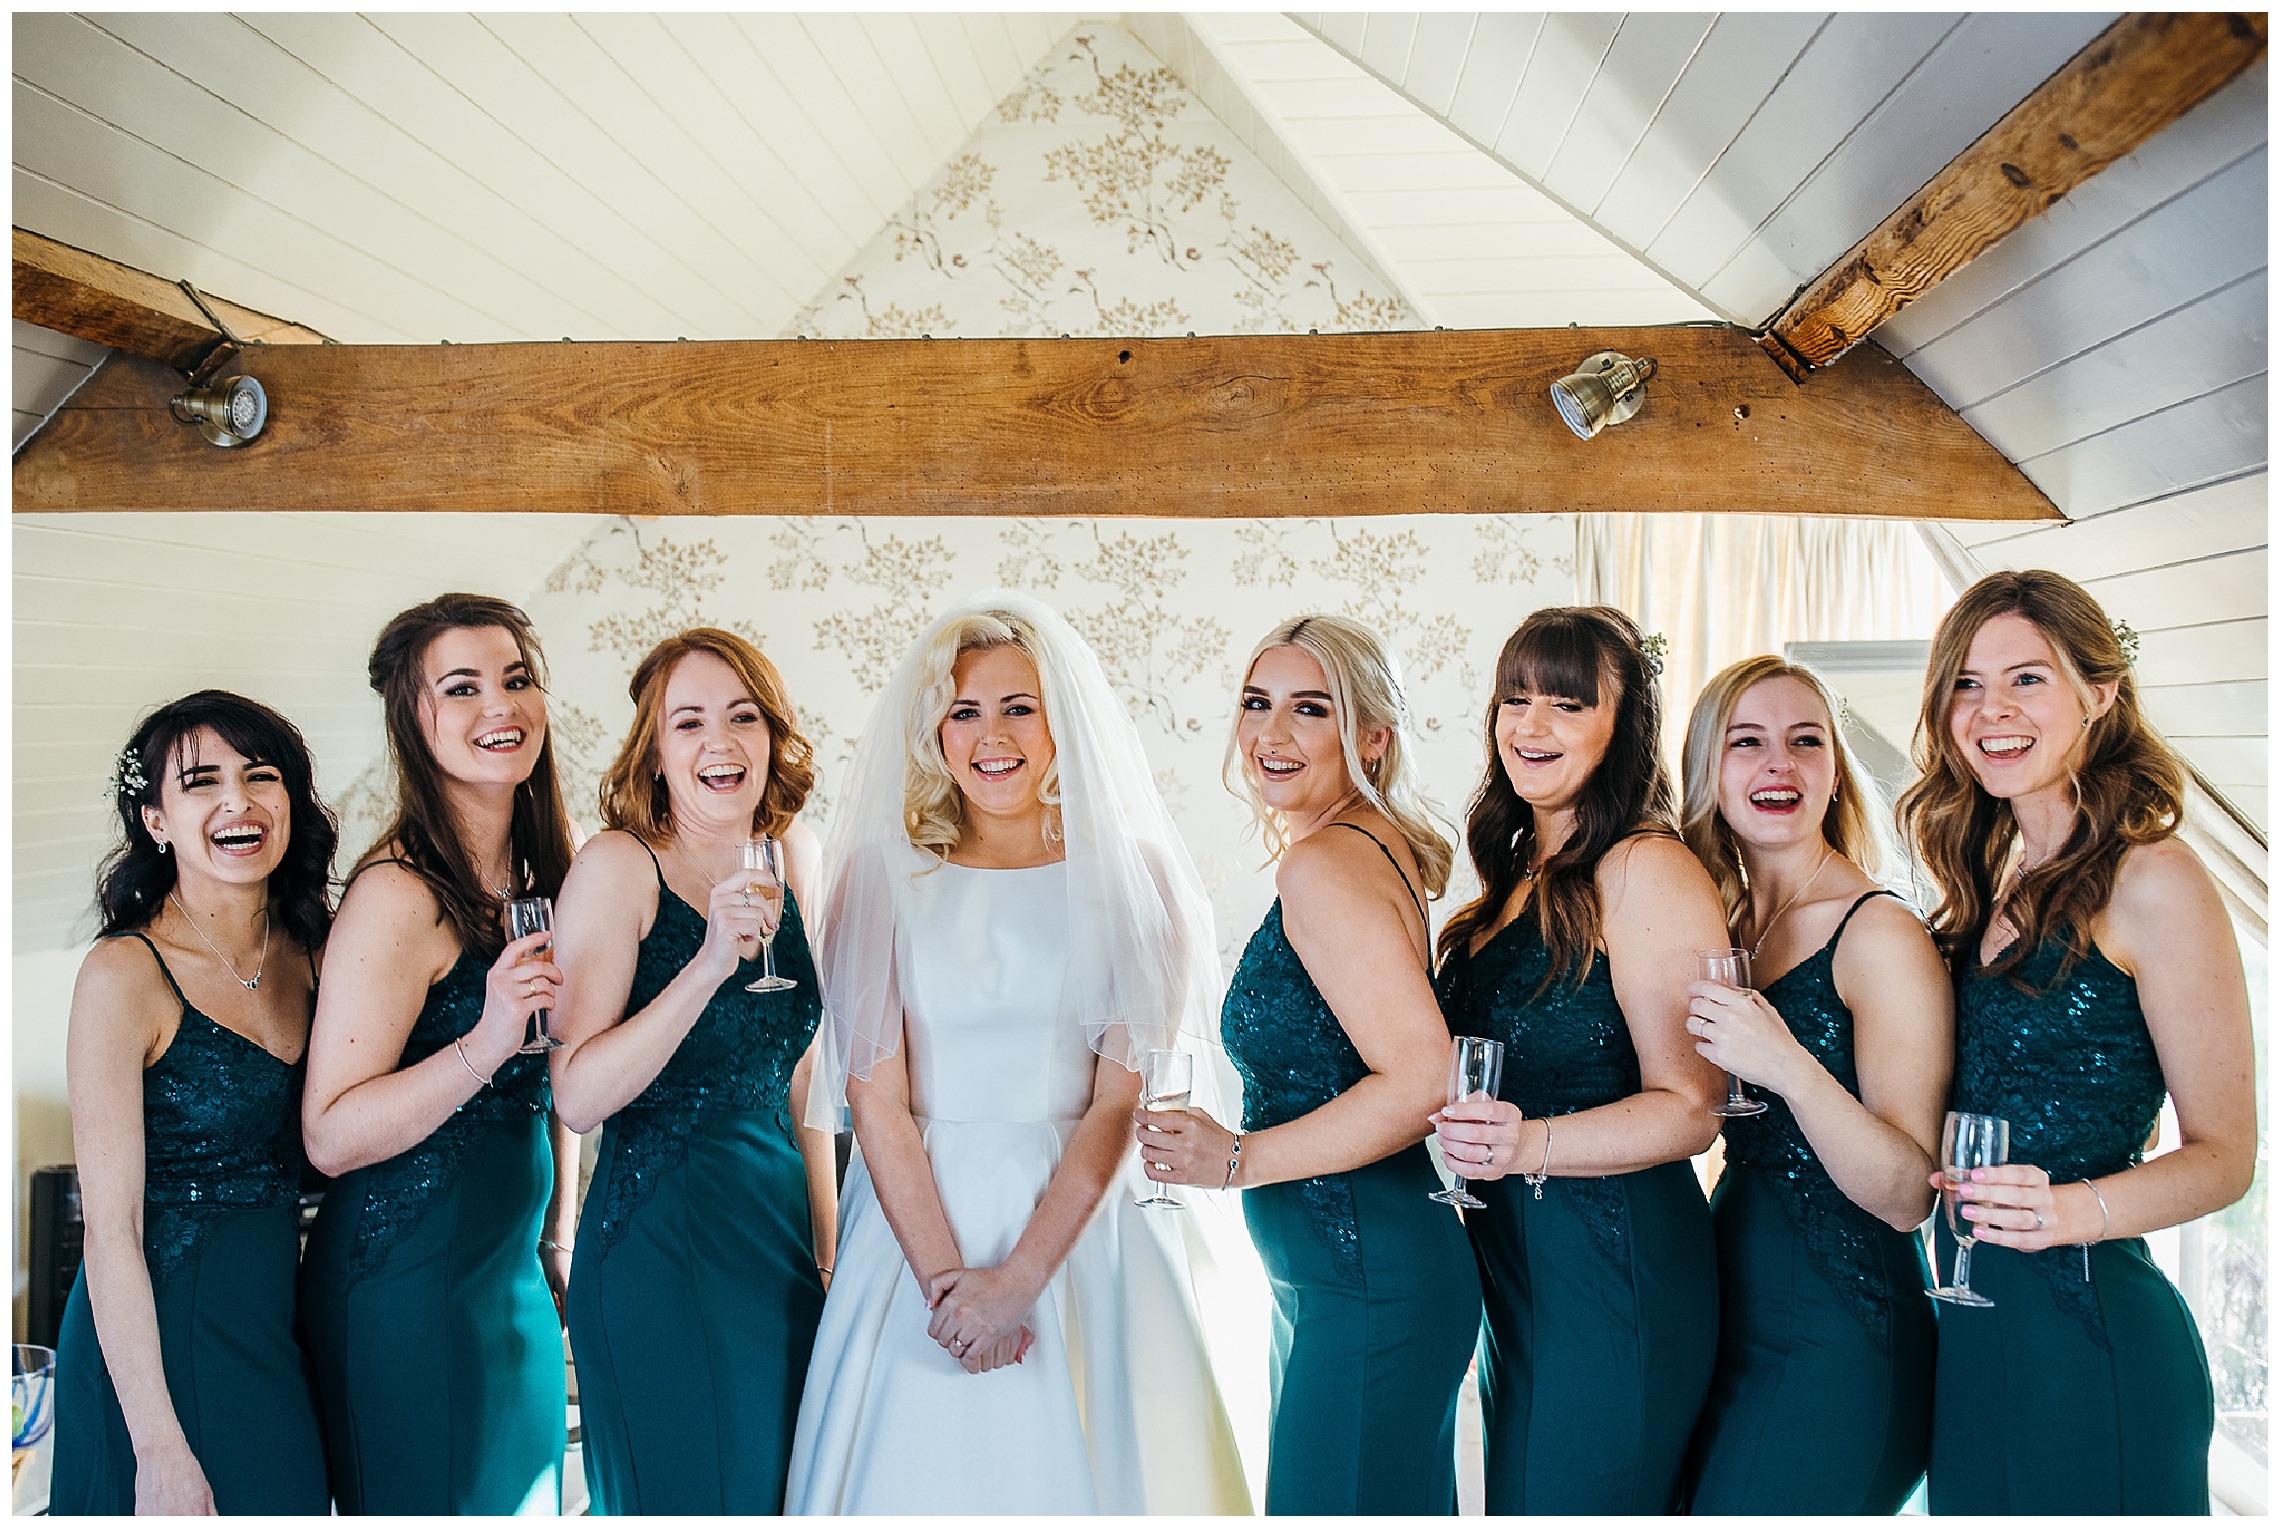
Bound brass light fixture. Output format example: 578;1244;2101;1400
171;375;268;448
1550;352;1656;440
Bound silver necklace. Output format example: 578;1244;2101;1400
1745;846;1835;961
169;893;271;991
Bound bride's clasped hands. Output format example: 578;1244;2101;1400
923;1265;1035;1374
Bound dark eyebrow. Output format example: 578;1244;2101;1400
999;692;1041;704
1725;720;1768;731
1242;686;1332;701
177;762;220;781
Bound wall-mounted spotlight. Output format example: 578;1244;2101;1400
171;375;267;448
1550;352;1656;440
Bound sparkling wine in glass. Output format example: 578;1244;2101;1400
1698;948;1767;1118
1136;1049;1193;1209
1430;1035;1506;1208
742;837;797;994
1928;1111;2009;1307
505;896;560;1054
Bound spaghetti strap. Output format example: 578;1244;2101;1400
1325;821;1429;929
121;930;190;1009
1830;889;1901;950
627;831;667;890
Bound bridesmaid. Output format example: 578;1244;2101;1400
1902;570;2253;1513
299;593;578;1514
1430;606;1727;1514
52;693;335;1514
1139;614;1478;1514
550;629;836;1514
1673;656;1950;1512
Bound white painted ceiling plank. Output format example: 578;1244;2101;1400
11;350;99;416
1644;11;1958;293
13;91;490;340
1539;12;1714;218
1356;13;1419;87
909;14;996;130
735;16;922;214
1401;14;1478;117
1373;219;1617;260
12;320;105;367
1709;11;2119;320
2077;542;2267;626
2139;680;2267;737
1962;274;2267;463
1493;13;1624;182
857;15;971;161
1591;12;1828;249
1314;13;1369;57
1959;472;2267;579
48;12;633;339
2018;372;2266;519
1879;58;2269;361
1440;14;1545;152
1902;153;2267;405
796;14;940;190
2164;731;2266;783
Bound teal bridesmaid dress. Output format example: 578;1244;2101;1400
1929;934;2214;1514
300;950;565;1514
567;843;825;1514
1221;865;1479;1515
51;934;330;1515
1681;892;1935;1513
1436;914;1719;1515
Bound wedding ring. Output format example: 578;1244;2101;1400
741;889;751;907
1485;1145;1494;1166
2032;1210;2048;1230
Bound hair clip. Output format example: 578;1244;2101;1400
1639;632;1669;678
106;744;148;805
2112;618;2140;667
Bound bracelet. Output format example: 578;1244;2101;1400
453;1036;491;1088
538;1238;565;1254
2081;1179;2112;1243
1522;1116;1553;1200
1222;1132;1244;1191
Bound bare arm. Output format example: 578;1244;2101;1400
792;1047;839;1282
302;864;558;1176
1964;839;2257;1250
1439;836;1726;1182
847;1035;965;1295
1143;824;1449;1189
66;942;217;1515
1689;894;1951;1230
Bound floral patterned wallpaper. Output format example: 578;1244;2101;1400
788;23;1413;341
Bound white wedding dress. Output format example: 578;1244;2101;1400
785;862;1251;1515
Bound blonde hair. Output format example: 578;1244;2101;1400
1898;569;2183;979
1224;613;1452;897
600;628;814;845
1680;655;1890;923
902;609;1062;859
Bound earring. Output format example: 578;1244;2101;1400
154;839;169;854
2081;714;2093;729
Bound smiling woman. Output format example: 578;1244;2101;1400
297;593;578;1515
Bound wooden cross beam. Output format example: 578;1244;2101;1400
12;228;330;371
12;326;2056;521
1763;11;2268;377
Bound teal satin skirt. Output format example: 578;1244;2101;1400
301;1113;564;1515
569;1107;824;1514
1929;1221;2212;1513
50;1203;329;1514
1469;1158;1718;1514
1682;1167;1934;1512
1243;1142;1480;1515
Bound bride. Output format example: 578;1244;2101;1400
784;593;1250;1515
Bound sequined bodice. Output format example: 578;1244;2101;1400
347;950;550;1282
124;935;308;1282
1222;902;1372;1132
1221;901;1386;1281
1434;915;1642;1117
591;882;822;1251
1723;894;1899;1348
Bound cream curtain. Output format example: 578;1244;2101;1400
1573;512;1952;716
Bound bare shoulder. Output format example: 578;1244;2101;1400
1844;890;1939;954
1275;822;1389;908
2102;838;2228;967
75;934;172;1007
1597;831;1712;903
332;856;455;968
1832;891;1949;993
573;827;660;880
781;820;822;860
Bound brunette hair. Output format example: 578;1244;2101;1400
599;628;815;843
1437;606;1675;986
364;593;576;959
1898;569;2183;981
902;608;1062;859
1680;655;1889;923
97;690;337;951
1224;614;1453;896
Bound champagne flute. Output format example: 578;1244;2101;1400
742;836;797;994
1430;1035;1506;1208
1135;1049;1193;1209
505;896;560;1054
1928;1111;2009;1307
1698;947;1767;1118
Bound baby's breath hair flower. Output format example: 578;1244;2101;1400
2112;618;2140;667
106;744;148;805
1639;632;1669;678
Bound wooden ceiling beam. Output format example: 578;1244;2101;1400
12;227;329;371
11;326;2058;522
1764;12;2268;378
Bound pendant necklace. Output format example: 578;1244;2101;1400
1745;846;1835;961
170;893;271;991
